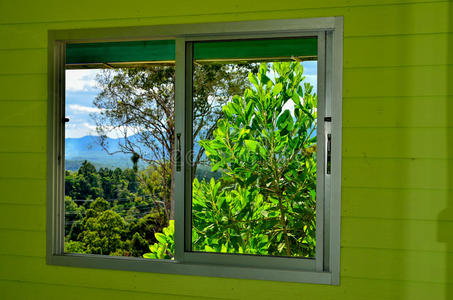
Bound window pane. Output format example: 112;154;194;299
191;39;318;257
64;59;176;259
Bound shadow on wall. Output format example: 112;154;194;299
438;2;453;299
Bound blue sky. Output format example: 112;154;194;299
65;61;318;138
65;70;103;138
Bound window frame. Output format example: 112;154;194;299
47;17;343;285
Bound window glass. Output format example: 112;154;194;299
191;38;318;257
64;41;176;259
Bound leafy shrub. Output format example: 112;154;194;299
143;220;175;259
193;62;317;257
64;241;85;254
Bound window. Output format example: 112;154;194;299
47;17;342;284
63;41;176;259
190;38;319;260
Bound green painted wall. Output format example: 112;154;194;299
0;0;452;299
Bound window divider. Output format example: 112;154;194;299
174;38;188;262
183;40;194;255
315;31;326;273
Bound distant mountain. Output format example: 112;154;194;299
65;135;146;171
65;134;204;171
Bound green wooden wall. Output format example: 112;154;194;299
0;0;452;299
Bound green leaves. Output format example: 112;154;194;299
190;61;318;257
248;72;259;89
143;220;175;260
155;233;167;244
271;82;283;96
277;109;292;130
244;139;259;152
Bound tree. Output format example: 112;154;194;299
137;163;171;223
64;196;85;237
93;64;254;220
195;62;317;257
77;198;127;255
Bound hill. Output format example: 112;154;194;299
65;135;146;170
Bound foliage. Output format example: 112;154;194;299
77;198;127;255
194;62;317;257
64;196;85;237
192;178;269;254
143;220;175;260
64;162;171;257
64;241;85;254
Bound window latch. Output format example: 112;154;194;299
324;116;332;175
63;117;70;123
176;133;182;172
326;133;331;175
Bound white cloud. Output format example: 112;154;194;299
65;122;98;138
68;104;103;114
65;69;99;91
65;121;145;139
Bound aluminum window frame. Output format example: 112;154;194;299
47;16;343;284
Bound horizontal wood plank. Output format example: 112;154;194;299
0;279;212;300
0;101;47;127
342;187;453;221
343;96;453;128
0;204;46;231
341;217;453;252
0;229;46;257
343;127;453;159
0;74;47;101
344;33;453;68
0;127;46;153
342;157;453;190
344;65;453;98
0;179;46;205
0;153;47;179
0;49;47;75
341;247;453;284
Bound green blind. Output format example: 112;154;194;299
193;37;317;61
66;40;175;64
66;38;316;65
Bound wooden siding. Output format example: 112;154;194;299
0;0;452;299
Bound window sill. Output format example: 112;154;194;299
47;253;336;284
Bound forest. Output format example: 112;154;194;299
64;161;170;256
65;62;317;259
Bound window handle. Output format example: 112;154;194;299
324;116;331;175
176;133;182;172
326;133;331;175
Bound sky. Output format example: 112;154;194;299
65;69;104;138
65;61;318;138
